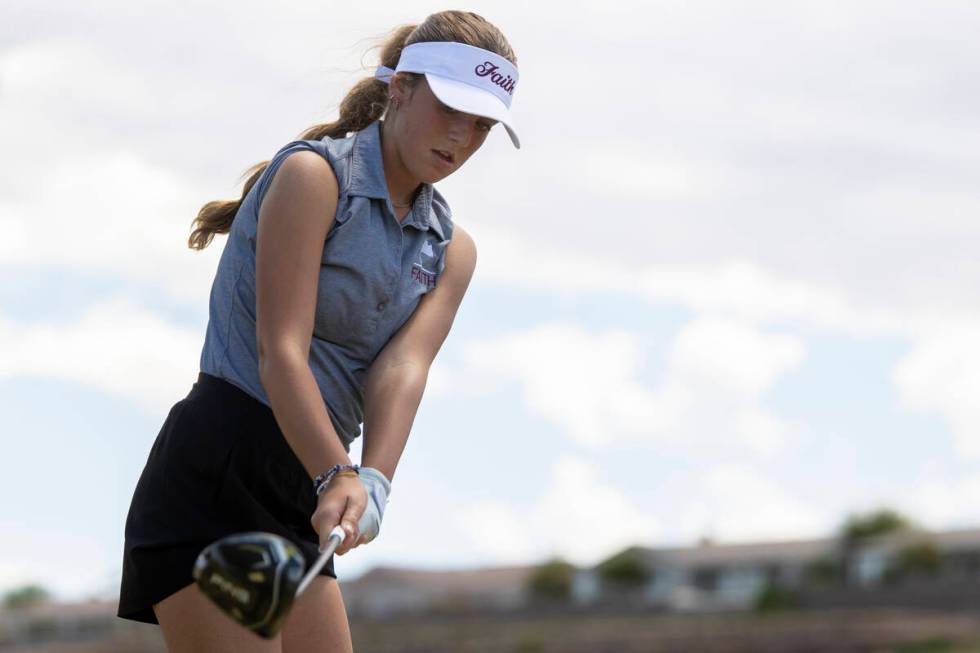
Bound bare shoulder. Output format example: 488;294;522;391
257;148;339;253
445;223;477;280
263;149;338;208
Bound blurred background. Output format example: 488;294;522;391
2;0;979;651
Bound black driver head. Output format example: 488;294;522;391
192;531;306;638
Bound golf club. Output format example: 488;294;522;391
192;524;346;638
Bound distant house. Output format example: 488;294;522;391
572;527;980;612
572;538;836;612
846;527;980;587
337;528;980;617
0;599;120;647
339;565;534;618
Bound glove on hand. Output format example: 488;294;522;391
355;466;391;543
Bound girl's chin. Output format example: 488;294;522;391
407;154;455;183
417;166;450;183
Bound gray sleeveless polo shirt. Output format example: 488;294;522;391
199;118;454;452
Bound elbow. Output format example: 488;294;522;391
368;357;430;391
257;340;308;383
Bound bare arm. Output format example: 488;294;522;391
254;150;352;480
360;225;478;482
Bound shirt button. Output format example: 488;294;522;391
377;302;386;311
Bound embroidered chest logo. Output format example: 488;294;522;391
410;239;439;290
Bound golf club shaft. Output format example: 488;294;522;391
296;525;346;597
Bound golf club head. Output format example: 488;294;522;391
193;531;306;639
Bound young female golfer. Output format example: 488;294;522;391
117;9;520;652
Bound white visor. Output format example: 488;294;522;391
375;41;520;149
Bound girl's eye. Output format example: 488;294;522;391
441;102;493;132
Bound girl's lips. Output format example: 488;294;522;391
432;149;454;167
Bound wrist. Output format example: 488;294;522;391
314;463;360;497
358;466;392;495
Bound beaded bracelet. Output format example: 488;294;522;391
315;471;357;497
316;471;359;497
314;463;360;497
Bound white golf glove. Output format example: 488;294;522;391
355;466;391;543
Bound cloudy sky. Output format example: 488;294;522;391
2;0;978;602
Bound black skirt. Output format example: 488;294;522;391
118;372;336;624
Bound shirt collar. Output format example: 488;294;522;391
348;119;436;233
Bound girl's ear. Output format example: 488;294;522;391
389;73;408;102
391;72;420;105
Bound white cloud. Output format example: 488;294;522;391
678;464;832;544
669;317;805;397
471;227;911;337
456;502;536;563
735;409;790;460
0;39;161;120
579;149;735;199
658;317;805;458
461;322;659;447
0;146;221;306
456;455;658;566
0;297;202;413
893;323;980;458
422;357;454;399
455;458;835;565
894;468;980;530
5;3;980;325
639;261;905;337
459;317;803;458
0;561;36;595
465;228;977;465
0;523;114;601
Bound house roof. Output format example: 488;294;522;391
636;537;838;568
847;527;980;554
342;565;535;595
921;527;980;552
0;599;118;619
612;527;980;570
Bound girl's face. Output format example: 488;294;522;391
392;75;499;183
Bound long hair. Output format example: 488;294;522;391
187;10;518;250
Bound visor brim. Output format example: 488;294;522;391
424;72;521;150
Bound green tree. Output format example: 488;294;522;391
528;557;576;601
898;540;941;574
884;540;942;584
804;555;843;587
838;508;916;587
841;508;913;543
754;583;799;613
3;584;51;609
597;548;652;591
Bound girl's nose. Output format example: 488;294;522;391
447;118;476;149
